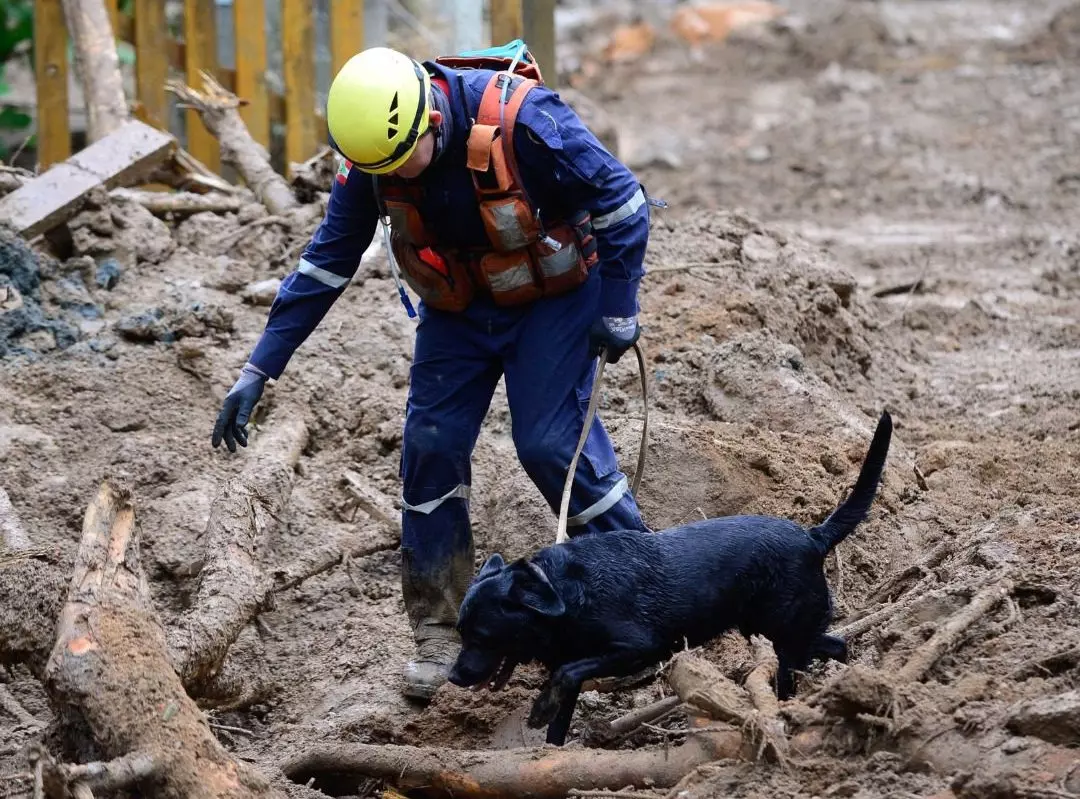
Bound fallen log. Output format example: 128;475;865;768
60;0;127;142
282;730;744;799
43;481;284;798
109;187;247;216
166;72;299;215
167;419;308;691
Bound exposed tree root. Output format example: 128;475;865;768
167;419;308;692
894;577;1013;682
667;650;785;764
166;72;299;215
281;731;744;799
42;481;284;798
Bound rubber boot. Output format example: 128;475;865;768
400;545;474;701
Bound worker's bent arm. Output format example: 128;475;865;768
513;88;649;319
248;167;380;379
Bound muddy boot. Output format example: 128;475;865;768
400;546;473;702
402;623;461;701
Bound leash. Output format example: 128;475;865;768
555;342;649;545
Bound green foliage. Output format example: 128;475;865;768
0;0;35;157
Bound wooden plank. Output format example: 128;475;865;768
0;121;175;238
330;0;364;77
282;0;317;170
33;0;70;168
523;0;556;88
490;0;522;45
184;0;220;173
234;0;269;148
134;0;169;129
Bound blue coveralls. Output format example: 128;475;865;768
246;61;650;632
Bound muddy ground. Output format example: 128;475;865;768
2;0;1080;796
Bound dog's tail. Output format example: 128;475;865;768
809;410;893;555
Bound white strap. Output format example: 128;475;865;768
592;187;646;230
400;484;470;515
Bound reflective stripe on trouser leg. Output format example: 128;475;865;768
565;475;629;528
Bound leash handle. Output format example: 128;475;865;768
555;342;649;545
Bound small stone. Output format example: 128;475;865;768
1000;736;1031;754
741;233;781;264
745;144;772;163
242;278;282;307
1006;689;1080;745
95;259;122;290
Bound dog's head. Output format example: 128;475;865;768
447;553;566;690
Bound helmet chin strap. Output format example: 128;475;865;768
427;82;454;166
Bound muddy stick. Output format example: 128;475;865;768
109;188;247;216
896;578;1013;683
282;731;745;799
167;418;308;690
0;684;42;728
0;488;31;552
585;695;684;746
832;577;939;640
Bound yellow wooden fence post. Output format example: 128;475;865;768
33;0;70;168
282;0;316;171
134;0;168;129
234;0;269;148
522;0;556;88
330;0;364;78
490;0;523;45
184;0;220;172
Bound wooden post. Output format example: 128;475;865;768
282;0;317;170
60;0;129;142
490;0;522;45
234;0;269;148
33;0;70;168
331;0;365;77
184;0;220;172
522;0;555;88
134;0;169;129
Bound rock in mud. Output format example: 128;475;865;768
1006;690;1080;745
95;259;122;290
242;278;281;306
0;228;80;357
115;302;235;343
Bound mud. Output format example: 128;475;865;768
3;0;1080;796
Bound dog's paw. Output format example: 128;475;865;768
527;689;561;729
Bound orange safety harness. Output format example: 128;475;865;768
375;51;599;313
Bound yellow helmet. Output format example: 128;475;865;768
327;47;432;175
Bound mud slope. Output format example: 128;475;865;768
3;1;1080;797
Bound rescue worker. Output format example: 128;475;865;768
211;45;652;701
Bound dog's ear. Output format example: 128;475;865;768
477;553;505;580
509;559;566;617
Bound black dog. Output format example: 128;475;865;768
448;411;893;745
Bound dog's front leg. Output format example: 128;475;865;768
528;652;659;738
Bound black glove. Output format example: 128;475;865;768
212;363;267;452
589;315;641;364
